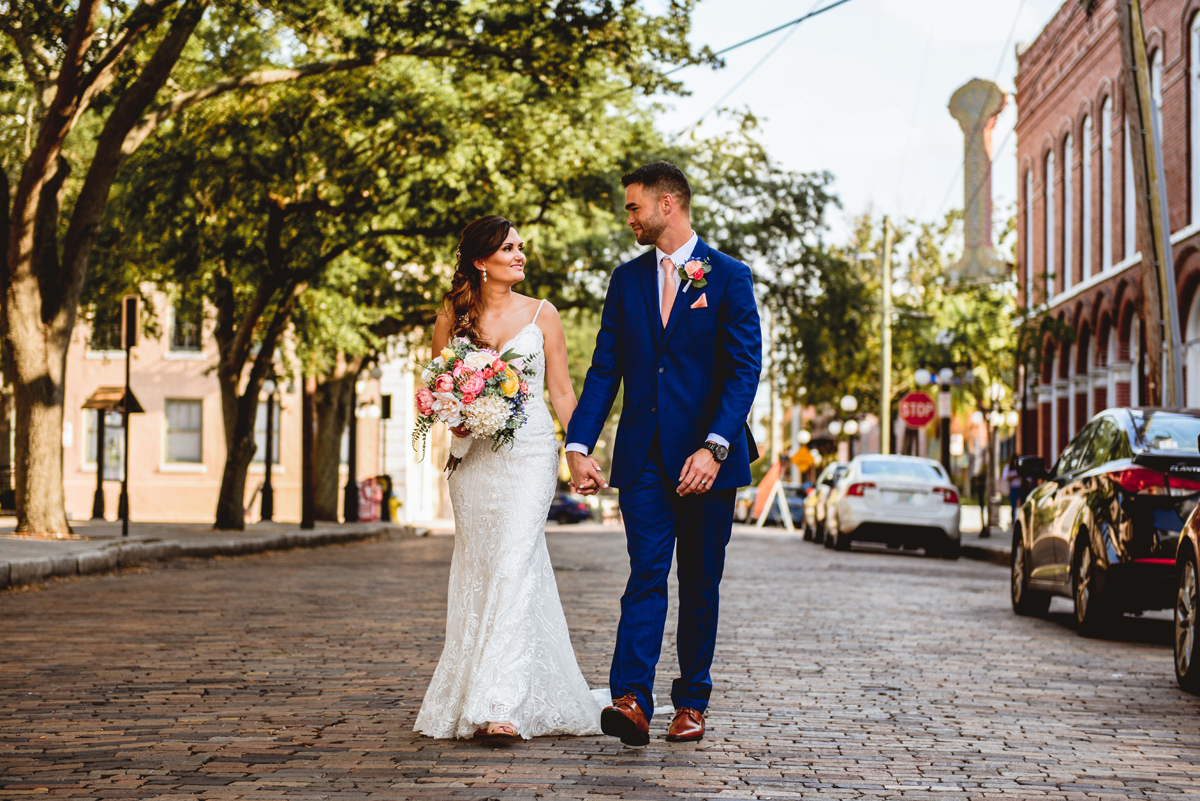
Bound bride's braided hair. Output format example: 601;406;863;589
442;215;512;348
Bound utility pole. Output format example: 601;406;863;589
301;375;315;530
880;217;894;455
1116;0;1184;405
119;296;136;538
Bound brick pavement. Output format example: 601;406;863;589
1;530;1199;799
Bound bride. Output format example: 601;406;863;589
414;215;603;740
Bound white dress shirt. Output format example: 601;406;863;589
566;230;729;457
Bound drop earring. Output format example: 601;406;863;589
483;269;488;283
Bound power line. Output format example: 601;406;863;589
675;0;857;137
664;0;855;77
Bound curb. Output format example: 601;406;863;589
961;542;1011;566
0;523;416;591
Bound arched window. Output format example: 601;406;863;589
1064;134;1074;293
1192;16;1200;223
1102;97;1114;269
1082;115;1093;280
1152;47;1164;127
1025;169;1034;306
1124;115;1136;259
1046;149;1056;298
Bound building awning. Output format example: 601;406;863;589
82;386;144;414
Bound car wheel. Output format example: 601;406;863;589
1073;538;1112;636
556;512;571;525
1175;552;1200;694
940;538;961;560
802;521;813;541
832;522;851;551
814;521;825;545
1011;527;1050;616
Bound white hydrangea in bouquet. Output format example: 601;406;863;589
412;337;535;471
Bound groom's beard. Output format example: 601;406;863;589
633;214;665;246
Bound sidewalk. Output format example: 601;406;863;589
0;518;422;591
958;503;1012;565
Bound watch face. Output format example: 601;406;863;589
709;443;728;461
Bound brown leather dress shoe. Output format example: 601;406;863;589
665;707;705;742
600;693;650;746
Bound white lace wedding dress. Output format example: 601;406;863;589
414;305;602;740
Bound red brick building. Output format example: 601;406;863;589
1016;0;1200;462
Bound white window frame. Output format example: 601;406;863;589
1063;134;1074;293
1124;116;1136;259
163;398;204;469
1102;97;1114;270
1025;169;1034;307
1082;115;1093;280
1192;17;1200;224
1046;149;1056;299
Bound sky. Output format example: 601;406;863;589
652;0;1066;238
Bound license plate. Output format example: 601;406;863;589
885;491;915;504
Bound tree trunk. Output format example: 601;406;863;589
313;355;362;520
213;387;259;531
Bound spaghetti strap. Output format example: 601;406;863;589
531;298;548;325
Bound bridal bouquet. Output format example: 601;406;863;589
412;337;535;469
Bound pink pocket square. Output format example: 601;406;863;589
690;294;708;309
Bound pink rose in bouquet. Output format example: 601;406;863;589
482;367;494;379
461;393;477;405
460;372;485;396
434;373;454;393
492;359;507;373
452;362;469;378
519;381;529;395
415;388;435;416
684;260;705;282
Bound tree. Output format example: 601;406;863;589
3;0;710;534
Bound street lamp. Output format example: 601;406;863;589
843;419;859;436
344;374;364;522
840;394;858;413
915;368;932;387
261;377;277;522
797;430;811;445
828;420;843;436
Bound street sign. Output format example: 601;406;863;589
790;446;813;472
899;392;936;427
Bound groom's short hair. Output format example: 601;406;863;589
622;161;691;212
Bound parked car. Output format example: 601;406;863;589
548;493;591;524
804;462;848;543
1012;408;1200;638
1175;505;1200;694
824;455;961;558
759;482;807;528
734;486;758;523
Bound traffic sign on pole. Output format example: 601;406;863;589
899;392;936;428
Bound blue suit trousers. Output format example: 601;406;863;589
611;435;736;720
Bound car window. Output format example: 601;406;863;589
817;465;834;485
1081;418;1129;469
1135;412;1200;454
1055;422;1097;476
859;460;943;479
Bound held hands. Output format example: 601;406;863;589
450;424;471;438
678;447;720;496
566;450;607;496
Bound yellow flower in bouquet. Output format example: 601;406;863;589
440;346;457;362
499;368;520;397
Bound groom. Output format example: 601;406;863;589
566;161;762;745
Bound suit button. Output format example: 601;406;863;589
658;367;665;374
651;406;657;413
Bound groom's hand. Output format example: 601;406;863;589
567;451;607;496
678;448;720;496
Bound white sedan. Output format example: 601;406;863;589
824;455;961;559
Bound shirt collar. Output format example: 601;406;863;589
655;231;698;269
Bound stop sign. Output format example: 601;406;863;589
899;391;936;427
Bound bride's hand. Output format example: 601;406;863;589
450;424;471;438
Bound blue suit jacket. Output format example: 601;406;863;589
567;238;763;491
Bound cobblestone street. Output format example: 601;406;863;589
2;529;1199;800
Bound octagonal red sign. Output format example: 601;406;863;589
899;392;936;427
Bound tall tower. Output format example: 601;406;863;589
948;78;1008;285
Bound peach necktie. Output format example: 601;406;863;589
660;257;676;328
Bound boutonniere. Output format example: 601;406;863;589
677;257;712;291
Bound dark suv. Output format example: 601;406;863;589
1012;408;1200;636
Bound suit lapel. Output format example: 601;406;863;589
662;238;711;347
637;249;662;350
